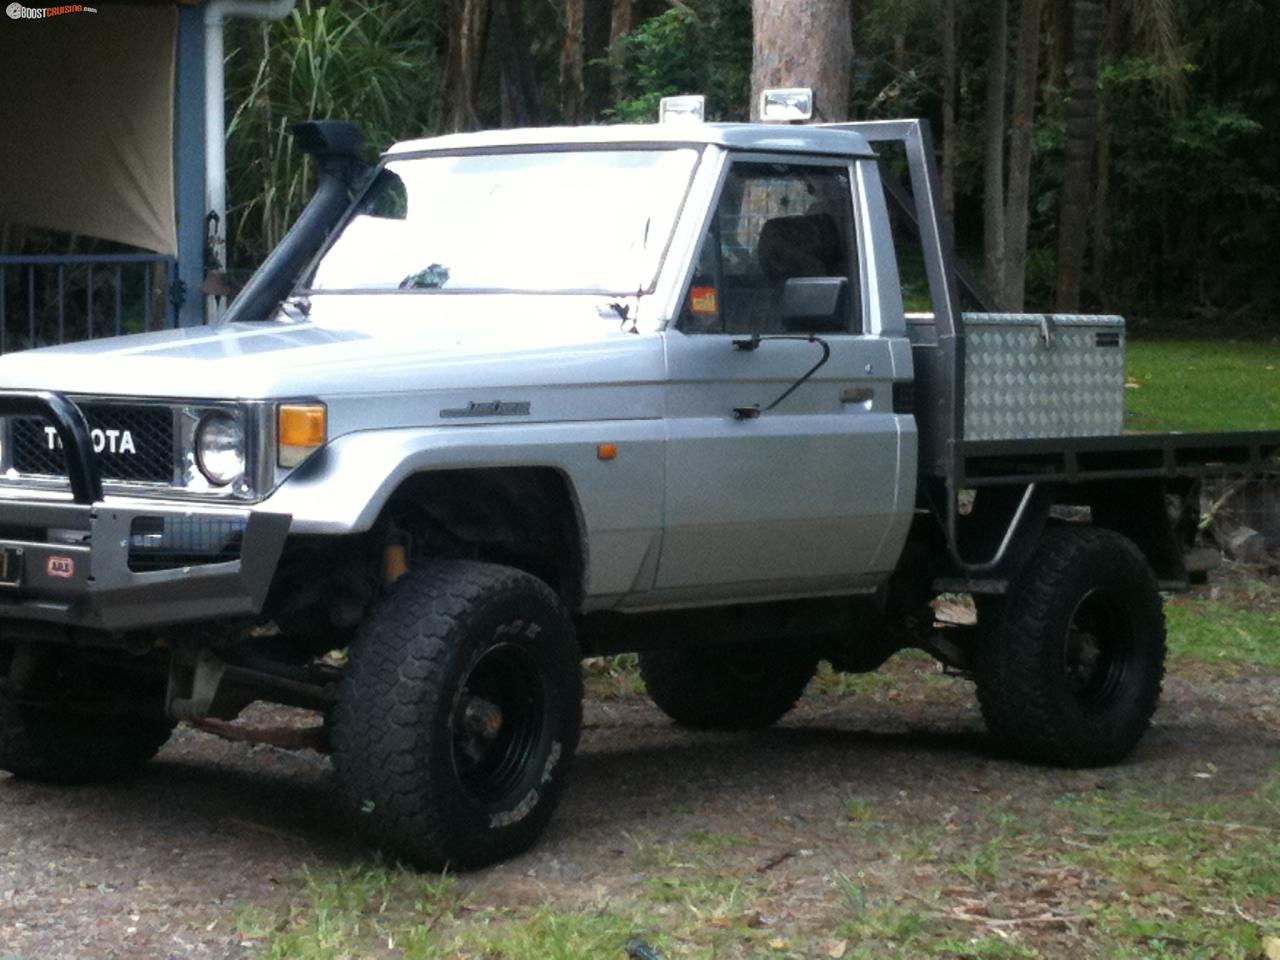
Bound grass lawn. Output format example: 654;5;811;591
1125;339;1280;432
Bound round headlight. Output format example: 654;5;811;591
196;412;245;486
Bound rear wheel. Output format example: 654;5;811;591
331;561;581;871
639;645;817;731
975;526;1166;767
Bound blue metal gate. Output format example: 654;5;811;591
0;254;180;355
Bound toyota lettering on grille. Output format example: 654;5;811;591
43;426;138;455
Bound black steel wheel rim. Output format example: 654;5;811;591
1063;588;1132;709
451;642;546;804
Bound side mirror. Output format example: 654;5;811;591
781;277;848;332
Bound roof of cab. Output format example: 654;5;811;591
383;123;875;160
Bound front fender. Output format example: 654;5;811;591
261;421;666;602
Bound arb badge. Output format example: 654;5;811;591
46;556;75;579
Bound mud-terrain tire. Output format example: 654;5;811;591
0;695;172;785
639;645;817;730
975;526;1166;768
330;561;582;871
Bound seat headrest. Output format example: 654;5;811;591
757;213;844;281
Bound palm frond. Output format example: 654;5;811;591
224;0;446;267
1124;0;1187;111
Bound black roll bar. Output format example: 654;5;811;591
0;391;102;503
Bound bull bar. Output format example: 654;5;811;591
0;390;290;634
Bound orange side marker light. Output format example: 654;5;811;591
278;403;327;467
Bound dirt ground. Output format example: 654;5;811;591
1;585;1278;959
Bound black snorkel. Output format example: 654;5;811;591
219;120;368;325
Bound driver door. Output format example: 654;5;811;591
655;156;904;602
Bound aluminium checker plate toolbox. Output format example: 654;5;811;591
961;313;1126;441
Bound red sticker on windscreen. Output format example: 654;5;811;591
689;287;718;315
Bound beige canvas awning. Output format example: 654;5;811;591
0;5;178;255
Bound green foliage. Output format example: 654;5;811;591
1098;51;1276;324
224;0;445;272
214;0;1280;332
581;653;645;699
607;8;699;122
852;0;944;120
606;0;751;123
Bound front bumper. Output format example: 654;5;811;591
0;499;290;633
0;390;289;633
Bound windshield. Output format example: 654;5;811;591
305;148;700;296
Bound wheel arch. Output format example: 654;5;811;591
380;466;589;609
264;423;669;608
938;478;1192;592
1062;478;1192;590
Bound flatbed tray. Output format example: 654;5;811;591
954;431;1280;487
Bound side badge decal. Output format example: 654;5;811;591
441;400;532;419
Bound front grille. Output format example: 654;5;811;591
10;403;174;484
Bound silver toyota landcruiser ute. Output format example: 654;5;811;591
0;107;1275;869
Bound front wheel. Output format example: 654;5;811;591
330;561;582;871
975;526;1166;767
0;648;172;784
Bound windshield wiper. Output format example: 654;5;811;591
277;294;311;320
400;263;450;289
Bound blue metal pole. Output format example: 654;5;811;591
174;5;207;328
114;264;123;336
0;254;180;265
169;258;178;327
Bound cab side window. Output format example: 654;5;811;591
680;162;859;335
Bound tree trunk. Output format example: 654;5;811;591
1089;0;1127;300
446;0;491;132
751;0;854;122
493;0;540;127
1090;104;1112;300
560;0;585;123
1055;0;1104;312
608;0;633;101
1044;0;1068;93
583;0;612;116
941;0;958;224
982;0;1009;304
1002;0;1044;311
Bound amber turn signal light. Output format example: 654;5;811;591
278;403;327;467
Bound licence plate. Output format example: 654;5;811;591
0;547;24;587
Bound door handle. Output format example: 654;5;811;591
840;387;875;405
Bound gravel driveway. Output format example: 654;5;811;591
2;639;1277;959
